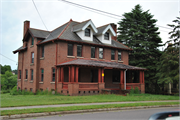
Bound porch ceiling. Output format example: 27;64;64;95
56;59;146;70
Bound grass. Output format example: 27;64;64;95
1;93;179;107
1;102;179;116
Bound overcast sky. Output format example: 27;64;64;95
0;0;179;70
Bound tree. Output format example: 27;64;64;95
1;71;17;90
156;17;179;94
0;64;12;74
117;4;162;93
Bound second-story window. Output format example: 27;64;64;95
25;69;28;79
77;45;82;57
99;48;103;59
91;47;95;58
41;46;44;57
85;28;90;37
118;50;122;61
52;68;55;82
41;69;44;82
31;37;34;45
68;44;73;56
104;32;109;40
31;69;33;80
111;50;115;60
31;52;34;63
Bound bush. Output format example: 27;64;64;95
130;87;134;94
10;86;18;95
134;87;140;94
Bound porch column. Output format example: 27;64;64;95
139;71;142;83
75;67;79;83
98;68;102;83
59;67;61;82
68;66;71;82
101;68;104;83
71;66;75;83
60;67;64;82
142;71;144;83
120;70;124;89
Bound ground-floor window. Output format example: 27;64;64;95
112;70;120;83
126;71;139;83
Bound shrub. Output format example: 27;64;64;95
134;87;140;94
130;87;134;94
10;86;18;95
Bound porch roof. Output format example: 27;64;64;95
56;59;146;70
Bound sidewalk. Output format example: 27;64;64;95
1;100;179;110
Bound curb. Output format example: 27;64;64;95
0;105;179;119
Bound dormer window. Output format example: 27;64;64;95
85;28;90;37
104;32;109;40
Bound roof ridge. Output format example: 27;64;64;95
57;19;73;38
97;24;110;29
29;28;50;32
72;19;91;27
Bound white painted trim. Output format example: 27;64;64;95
102;24;116;36
82;20;98;33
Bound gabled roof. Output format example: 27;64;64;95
57;59;146;70
29;28;50;38
73;19;98;33
96;24;116;36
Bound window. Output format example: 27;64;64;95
19;70;21;79
41;69;44;82
41;46;44;57
52;68;55;82
99;48;103;59
118;50;121;61
85;28;90;37
104;32;109;40
91;47;95;58
31;37;34;45
77;45;82;57
30;88;33;92
111;50;115;60
68;44;73;56
31;52;34;63
31;69;33;80
25;69;28;79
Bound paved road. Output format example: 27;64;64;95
1;100;179;110
13;107;179;120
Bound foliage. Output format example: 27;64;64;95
12;69;18;75
156;17;179;88
1;71;17;91
130;87;134;94
117;4;162;93
166;17;180;45
0;64;12;74
1;94;179;108
134;87;140;94
130;87;140;94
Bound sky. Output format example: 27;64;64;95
0;0;179;70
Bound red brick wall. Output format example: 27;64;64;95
17;39;130;93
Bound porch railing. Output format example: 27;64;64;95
79;83;98;90
126;83;141;90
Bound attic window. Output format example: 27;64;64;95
85;28;90;37
104;32;109;40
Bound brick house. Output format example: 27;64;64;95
13;19;145;95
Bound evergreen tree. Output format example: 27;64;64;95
156;17;179;93
117;4;162;93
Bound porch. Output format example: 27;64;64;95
56;59;145;96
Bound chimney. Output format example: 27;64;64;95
110;23;117;41
23;20;30;37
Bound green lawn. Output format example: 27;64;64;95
1;102;179;116
1;93;179;107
